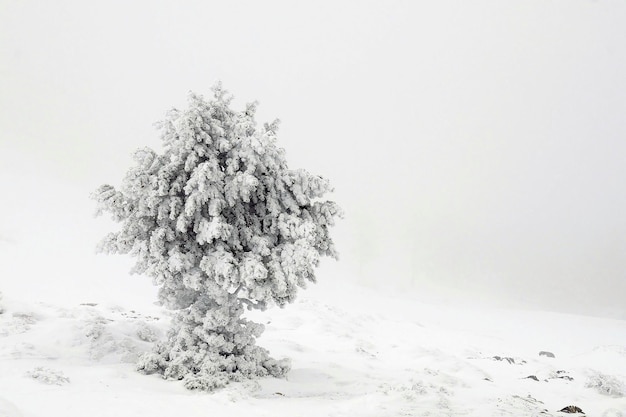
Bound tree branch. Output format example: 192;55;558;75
231;284;243;297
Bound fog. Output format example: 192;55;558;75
1;0;625;318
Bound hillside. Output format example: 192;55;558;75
0;278;624;416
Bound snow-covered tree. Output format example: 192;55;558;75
93;84;341;391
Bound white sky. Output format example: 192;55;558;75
1;0;625;317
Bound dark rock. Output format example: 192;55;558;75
493;356;518;364
559;405;584;414
539;351;555;358
553;370;574;381
525;375;540;381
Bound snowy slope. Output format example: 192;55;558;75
0;279;624;417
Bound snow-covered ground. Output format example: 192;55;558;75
0;173;624;416
0;276;624;417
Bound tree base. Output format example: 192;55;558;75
137;295;290;391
